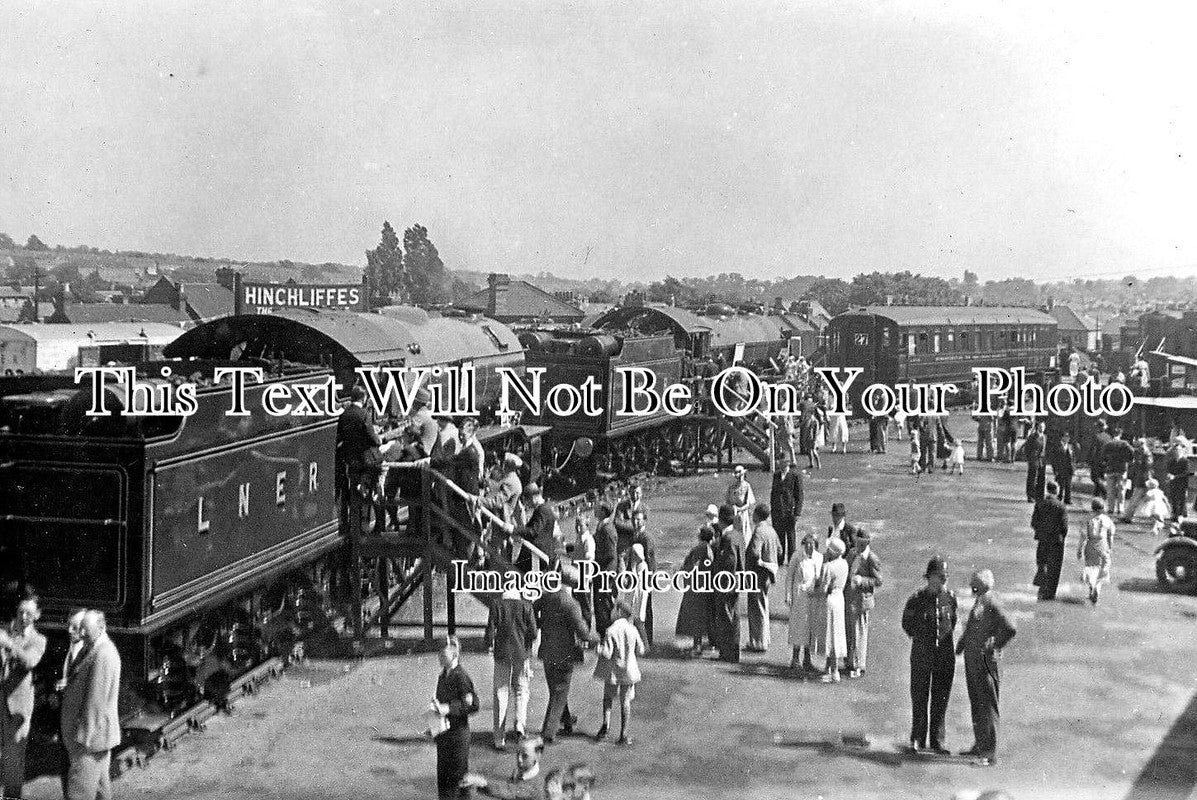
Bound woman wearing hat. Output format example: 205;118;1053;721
1078;498;1115;604
725;466;755;544
786;531;824;676
675;508;718;656
817;537;849;682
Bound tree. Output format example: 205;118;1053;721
0;232;14;249
403;224;449;306
365;221;404;307
25;234;48;251
802;277;851;315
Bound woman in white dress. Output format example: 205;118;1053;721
1078;498;1115;605
725;465;755;543
786;532;824;676
818;537;849;682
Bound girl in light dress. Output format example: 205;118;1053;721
948;439;966;475
1133;477;1173;535
817;537;849;682
1078;498;1115;605
620;543;651;645
909;427;922;475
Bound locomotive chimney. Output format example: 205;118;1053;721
487;273;510;317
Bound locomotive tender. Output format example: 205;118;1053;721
0;306;536;724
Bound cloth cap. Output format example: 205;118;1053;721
971;568;995;591
825;538;846;557
504;453;524;469
831;502;846;517
705;504;719;517
925;557;948;577
854;528;871;544
801;532;818;545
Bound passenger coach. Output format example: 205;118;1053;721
827;305;1059;413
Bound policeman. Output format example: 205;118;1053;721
901;556;958;754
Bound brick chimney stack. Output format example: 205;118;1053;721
487;273;510;317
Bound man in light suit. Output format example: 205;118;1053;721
1;593;47;800
845;530;882;678
61;610;121;800
744;505;780;653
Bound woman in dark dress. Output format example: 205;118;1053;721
675;506;718;655
433;636;479;797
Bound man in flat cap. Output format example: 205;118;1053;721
845;529;882;678
409;386;440;458
957;569;1016;766
769;454;803;565
901;556;958;754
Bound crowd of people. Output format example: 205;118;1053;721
0;589;122;800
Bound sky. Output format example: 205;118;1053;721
2;0;1196;283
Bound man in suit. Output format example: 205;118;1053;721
591;504;619;636
336;385;382;520
1031;481;1069;601
827;503;859;554
408;387;440;458
845;530;882;679
1102;427;1135;518
1;592;47;800
744;505;781;653
56;609;87;800
769;454;803;565
485;588;539;751
1050;432;1076;505
901;557;958;754
957;570;1016;767
61;610;121;800
533;567;597;743
975;411;995;463
511;484;559;572
1024;421;1047;503
1088;420;1112;498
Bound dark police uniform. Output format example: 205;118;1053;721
901;562;958;751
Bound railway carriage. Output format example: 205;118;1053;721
826;305;1059;414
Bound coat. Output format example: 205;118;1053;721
533;588;593;665
1031;495;1069;547
592;617;645;685
2;625;46;739
485;594;538;665
675;540;715;638
845;548;882;612
60;633;122;753
770;470;804;521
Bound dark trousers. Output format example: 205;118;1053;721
1168;478;1189;522
964;650;1000;757
574;589;593;632
593;588;615;636
910;643;955;749
1055;469;1073;504
1025;458;1046;501
1092;468;1106;498
775;516;796;566
714;593;741;662
1035;541;1065;600
436;724;470;798
541;661;576;738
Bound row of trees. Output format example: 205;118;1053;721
365;221;476;307
0;233;48;251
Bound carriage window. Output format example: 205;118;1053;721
932;333;941;353
1010;330;1019;345
830;331;841;352
854;333;869;346
960;331;970;351
881;328;891;348
946;330;955;351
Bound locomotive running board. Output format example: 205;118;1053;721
111;656;287;777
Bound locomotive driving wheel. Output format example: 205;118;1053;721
1156;544;1197;594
